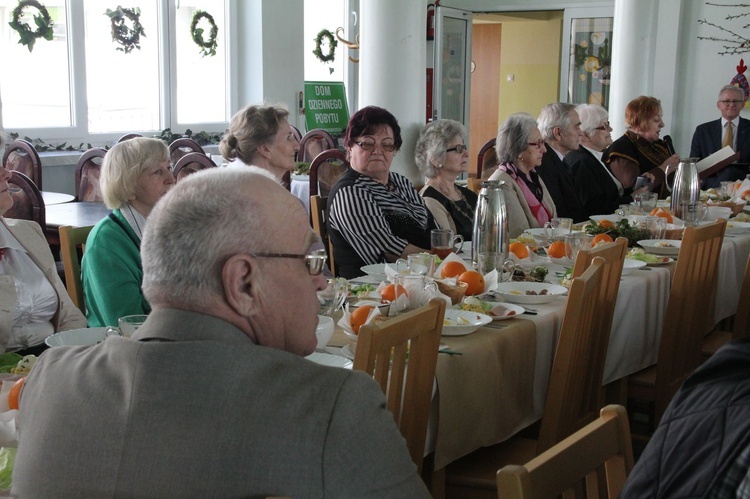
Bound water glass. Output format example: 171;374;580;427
431;229;464;259
644;216;667;239
392;274;438;314
118;314;148;338
680;201;708;227
544;218;573;242
317;278;348;316
395;253;435;276
564;233;593;262
634;192;658;215
720;181;735;199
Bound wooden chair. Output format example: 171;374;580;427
353;298;446;474
702;251;750;357
3;139;42;190
298;128;336;163
467;177;484;194
290;124;302;143
572;237;629;404
168;138;205;166
172;152;217;181
117;133;142;143
310;195;335;276
446;258;609;495
75;147;107;202
309;149;348;197
476;138;498;180
6;171;44;228
628;220;726;430
496;405;634;499
59;225;94;313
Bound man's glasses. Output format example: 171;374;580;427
446;144;468;154
594;122;612;131
527;139;545;148
355;140;396;153
249;249;328;275
719;99;744;105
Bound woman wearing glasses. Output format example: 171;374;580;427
415;119;478;241
603;96;679;198
327;106;436;279
488;113;557;238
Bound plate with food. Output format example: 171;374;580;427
457;297;524;321
626;248;673;265
621;258;648;275
637;239;682;256
725;221;750;235
441;310;492;336
494;282;567;304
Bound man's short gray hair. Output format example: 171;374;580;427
576;104;609;136
495;113;538;164
718;85;744;101
537;102;577;140
141;166;280;308
414;119;468;179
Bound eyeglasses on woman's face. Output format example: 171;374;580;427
355;140;396;153
446;144;468;154
527;139;545;148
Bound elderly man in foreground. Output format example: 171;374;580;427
12;167;429;498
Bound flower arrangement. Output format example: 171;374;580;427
105;5;145;54
190;10;218;57
9;0;54;53
313;28;337;63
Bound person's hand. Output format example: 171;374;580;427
643;172;657;184
660;154;680;173
633;185;651;196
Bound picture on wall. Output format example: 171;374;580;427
568;17;614;107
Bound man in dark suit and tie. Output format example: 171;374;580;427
535;102;588;223
690;85;750;188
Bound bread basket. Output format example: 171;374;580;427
436;280;468;305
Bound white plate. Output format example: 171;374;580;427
305;352;352;369
494;282;568;304
637;239;682;256
360;264;386;275
726;221;750;234
647;257;675;266
45;327;110;347
441;310;492;336
548;256;573;266
621;258;647;275
487;303;525;320
590;214;620;224
341;343;356;360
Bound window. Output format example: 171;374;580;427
0;0;229;143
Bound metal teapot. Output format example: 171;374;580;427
665;158;700;219
472;180;509;267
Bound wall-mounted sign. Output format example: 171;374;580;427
304;81;350;134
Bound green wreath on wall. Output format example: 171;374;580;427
105;5;145;54
190;10;218;57
9;0;54;53
313;29;337;63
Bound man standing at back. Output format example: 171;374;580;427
12;167;430;498
691;84;750;188
536;103;588;223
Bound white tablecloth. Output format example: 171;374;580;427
290;176;310;215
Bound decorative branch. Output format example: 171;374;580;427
698;3;750;55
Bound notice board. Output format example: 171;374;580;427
304;81;350;134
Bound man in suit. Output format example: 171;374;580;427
690;84;750;188
12;167;430;498
536;102;588;223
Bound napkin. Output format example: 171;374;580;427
730;178;750;202
337;302;383;336
0;411;18;448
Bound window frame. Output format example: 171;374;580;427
4;0;234;146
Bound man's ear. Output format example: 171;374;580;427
552;126;563;142
223;254;258;317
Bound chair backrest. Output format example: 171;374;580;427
536;257;607;454
168;138;205;165
6;171;44;227
290;124;303;143
310;195;335;276
172;152;217;181
59;225;94;313
497;405;634;499
467;178;483;194
570;237;628;409
732;251;750;339
309;149;349;197
3;139;42;190
75;147;107;202
298;129;337;163
476;138;498;180
654;219;726;421
117;133;143;143
353;298;446;474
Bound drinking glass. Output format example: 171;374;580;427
720;181;735;199
635;192;658;215
543;218;572;243
680;201;708;227
392;274;438;314
430;229;464;258
644;216;667;239
317;278;348;316
118;314;148;338
395;253;435;276
564;233;593;262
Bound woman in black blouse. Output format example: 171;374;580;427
327;106;436;279
415;119;477;240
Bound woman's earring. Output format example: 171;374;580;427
437;164;443;168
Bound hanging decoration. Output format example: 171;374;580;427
9;0;54;53
105;5;145;54
313;29;338;64
698;2;750;55
335;27;359;63
190;10;218;57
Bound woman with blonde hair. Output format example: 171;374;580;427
82;137;175;327
220;104;300;182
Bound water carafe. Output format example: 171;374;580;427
665;158;700;219
472;180;509;267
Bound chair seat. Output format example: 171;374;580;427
702;329;732;358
